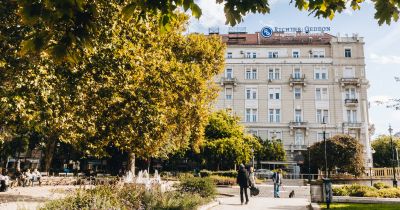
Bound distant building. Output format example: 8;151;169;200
212;28;373;168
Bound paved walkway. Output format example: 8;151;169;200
210;196;310;210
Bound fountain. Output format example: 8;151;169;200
123;169;170;192
123;171;134;183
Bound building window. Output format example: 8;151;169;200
268;88;280;100
295;109;302;122
252;52;257;58
246;88;257;100
268;51;279;58
226;68;233;79
316;109;329;123
315;68;328;80
246;52;251;58
295;130;304;145
246;108;258;122
316;87;328;100
312;49;325;58
292;50;300;58
317;132;331;141
345;88;356;99
347;110;357;122
345;48;352;58
269;131;282;140
293;68;301;79
294;87;302;99
269;109;281;123
268;68;280;80
225;88;232;100
227;52;232;58
245;68;257;80
248;130;258;136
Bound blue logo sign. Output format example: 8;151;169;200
261;26;273;38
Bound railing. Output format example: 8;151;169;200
289;74;306;86
220;77;237;85
289;121;308;127
365;167;400;178
291;144;308;150
342;122;362;128
340;77;361;86
344;98;359;106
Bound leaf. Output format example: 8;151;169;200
190;3;202;19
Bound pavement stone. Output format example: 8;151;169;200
210;196;310;210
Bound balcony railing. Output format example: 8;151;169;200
343;122;362;128
220;77;237;86
292;144;308;151
289;121;308;128
344;98;359;106
340;77;361;86
289;74;306;86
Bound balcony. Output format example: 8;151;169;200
291;144;308;151
345;98;359;106
289;74;306;86
340;77;361;87
289;121;308;129
220;77;237;86
343;122;362;129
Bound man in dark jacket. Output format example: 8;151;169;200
236;164;249;204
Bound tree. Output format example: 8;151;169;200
10;0;399;61
256;137;286;162
201;110;261;170
371;135;400;167
376;77;400;110
302;134;364;176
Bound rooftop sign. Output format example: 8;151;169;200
261;26;331;38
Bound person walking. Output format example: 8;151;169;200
272;169;283;198
237;164;250;205
249;166;256;196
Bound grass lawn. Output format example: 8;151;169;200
319;203;400;210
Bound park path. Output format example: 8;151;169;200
212;184;311;210
210;196;310;210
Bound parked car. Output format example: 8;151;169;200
255;169;274;179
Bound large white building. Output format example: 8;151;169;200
213;28;373;167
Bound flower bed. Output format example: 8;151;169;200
333;183;400;198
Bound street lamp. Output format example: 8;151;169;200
389;125;397;187
307;145;311;183
322;117;328;178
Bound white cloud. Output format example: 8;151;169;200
188;0;225;33
343;1;354;16
370;53;400;64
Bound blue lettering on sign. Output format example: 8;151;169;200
261;26;273;38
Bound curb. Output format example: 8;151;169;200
310;203;321;210
198;200;219;210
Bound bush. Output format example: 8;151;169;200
199;170;212;177
178;177;216;198
333;184;400;198
333;186;350;196
210;175;236;185
373;182;390;190
142;191;207;210
378;188;400;198
199;170;238;178
177;172;194;180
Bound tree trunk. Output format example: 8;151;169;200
43;136;57;172
128;152;135;177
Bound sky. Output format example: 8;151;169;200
187;0;400;138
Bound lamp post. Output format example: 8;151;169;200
389;125;397;187
322;117;328;178
307;145;311;183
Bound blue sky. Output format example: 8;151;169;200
188;0;400;138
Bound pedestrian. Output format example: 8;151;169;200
272;169;283;198
236;164;249;205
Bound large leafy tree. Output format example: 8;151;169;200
256;136;286;162
302;134;364;176
1;1;225;173
201;110;261;170
371;135;400;167
10;0;399;62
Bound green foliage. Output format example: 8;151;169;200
371;135;400;167
333;184;400;198
373;182;390;190
302;134;364;176
201;110;261;170
209;175;236;186
41;184;209;210
319;203;400;210
178;177;216;198
256;136;286;162
199;170;238;178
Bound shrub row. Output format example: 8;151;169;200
333;183;400;198
199;170;238;178
209;175;236;186
41;177;216;210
